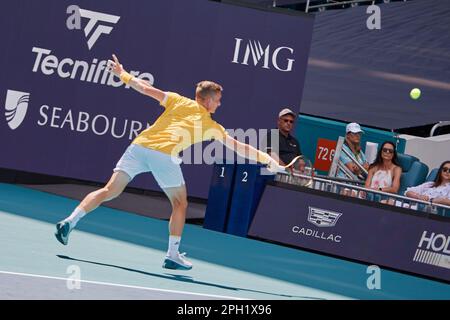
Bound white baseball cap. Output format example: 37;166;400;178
278;108;296;118
346;122;364;134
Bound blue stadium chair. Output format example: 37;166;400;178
397;153;429;195
426;168;439;182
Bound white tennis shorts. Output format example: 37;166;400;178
113;144;185;189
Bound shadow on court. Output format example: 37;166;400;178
2;183;450;300
57;255;323;299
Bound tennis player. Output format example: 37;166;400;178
55;54;284;270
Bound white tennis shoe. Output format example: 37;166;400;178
162;252;193;270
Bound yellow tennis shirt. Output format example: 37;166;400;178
132;92;227;157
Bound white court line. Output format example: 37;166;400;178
0;270;246;300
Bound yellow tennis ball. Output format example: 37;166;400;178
410;88;421;100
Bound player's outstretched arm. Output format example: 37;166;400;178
220;134;285;173
107;54;165;103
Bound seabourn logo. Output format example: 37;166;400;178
4;90;30;130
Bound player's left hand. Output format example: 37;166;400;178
107;54;124;77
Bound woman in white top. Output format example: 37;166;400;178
405;160;450;206
365;141;402;194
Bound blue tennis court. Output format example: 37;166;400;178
1;183;449;300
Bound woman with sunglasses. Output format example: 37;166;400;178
364;141;402;195
405;161;450;206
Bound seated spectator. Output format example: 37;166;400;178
365;141;402;195
264;108;302;166
337;122;369;181
405;160;450;206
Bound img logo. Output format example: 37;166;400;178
231;38;295;72
66;5;120;50
308;206;342;227
4;90;30;130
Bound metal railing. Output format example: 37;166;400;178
430;121;450;137
305;0;376;13
340;145;368;176
328;136;368;181
275;170;450;216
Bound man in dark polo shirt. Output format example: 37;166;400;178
264;108;302;166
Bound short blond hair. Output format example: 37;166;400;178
196;81;223;99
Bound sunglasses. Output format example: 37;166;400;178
442;167;450;173
282;119;294;124
382;148;394;154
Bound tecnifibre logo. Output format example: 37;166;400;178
31;6;152;88
4;90;30;130
66;5;120;50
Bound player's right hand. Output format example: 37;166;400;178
266;158;286;174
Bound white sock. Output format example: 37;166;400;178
167;235;181;257
64;207;87;228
